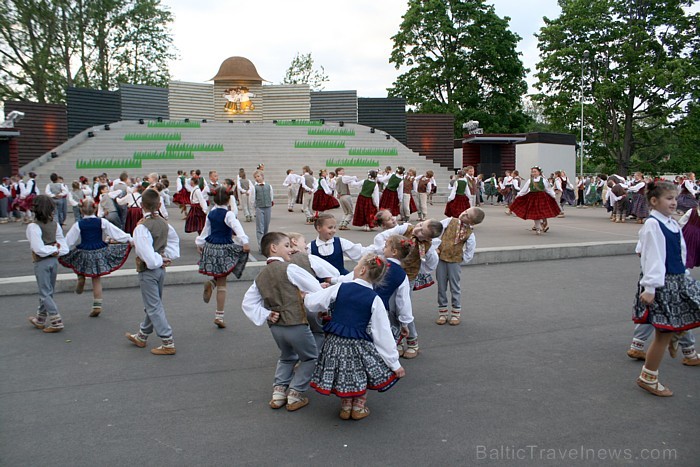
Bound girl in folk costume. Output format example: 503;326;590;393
378;166;404;216
679;204;700;269
584;175;602;206
304;254;405;420
308;213;364;275
334;167;362;231
502;170;515;214
607;175;629;223
59;199;132;317
677;172;698;214
19;172;39;223
69;181;85;223
632;181;700;397
196;187;251;329
398;168;418;222
97;184;122;228
416;170;436;221
352;170;380;231
312;169;340;215
444;170;471;218
185;177;208;234
554;170;575;217
627;172;650;224
484;173;499;205
510;166;561;235
222;178;240;217
117;184;144;235
173;170;190;217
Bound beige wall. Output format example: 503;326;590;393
516;143;576;179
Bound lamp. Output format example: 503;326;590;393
385;134;390;140
184;118;189;123
104;124;110;131
157;117;163;122
138;119;144;124
87;131;95;138
580;50;590;180
202;119;207;123
229;120;233;123
50;152;58;158
272;120;278;124
320;119;325;124
245;120;250;124
339;121;344;127
370;128;375;134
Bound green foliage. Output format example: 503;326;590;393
166;143;224;152
534;0;700;175
124;133;181;141
308;128;356;136
282;52;329;91
326;158;379;167
388;0;529;136
76;158;142;169
294;140;346;149
275;120;323;126
133;151;194;159
147;121;201;128
348;148;398;156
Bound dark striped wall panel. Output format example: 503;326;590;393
4;100;68;168
310;91;358;123
120;83;169;120
357;98;407;144
406;113;455;170
262;84;310;122
169;81;215;120
66;87;121;137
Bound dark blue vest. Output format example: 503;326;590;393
374;260;406;311
77;217;106;250
310;237;349;274
205;208;234;244
324;282;377;341
650;216;685;274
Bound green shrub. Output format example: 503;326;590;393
76;158;142;169
165;143;224;152
275;120;323;126
124;133;182;141
133;151;195;160
294;140;346;149
325;158;379;167
308;128;355;136
348;148;398;156
147;121;201;128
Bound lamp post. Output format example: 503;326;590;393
580;50;590;180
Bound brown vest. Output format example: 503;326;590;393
135;216;169;272
417;177;430;193
256;261;307;326
438;218;472;263
289;252;314;276
335;177;350;196
32;221;57;262
401;225;433;281
403;175;415;194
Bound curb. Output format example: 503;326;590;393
0;240;636;297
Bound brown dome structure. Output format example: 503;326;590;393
211;56;267;82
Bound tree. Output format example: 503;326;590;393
534;0;700;176
282;52;329;91
388;0;530;136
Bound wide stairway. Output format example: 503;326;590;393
30;120;455;198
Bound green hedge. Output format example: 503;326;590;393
326;158;379;167
308;128;355;136
133;151;195;160
295;140;346;149
348;148;398;156
166;143;224;152
76;158;142;169
275;120;323;126
124;133;182;141
147;121;201;128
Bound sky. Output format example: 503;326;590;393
164;0;563;97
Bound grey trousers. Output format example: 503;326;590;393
0;197;8;218
269;324;318;392
35;257;59;316
138;268;173;338
436;260;462;310
338;195;353;225
416;193;428;219
255;206;272;248
53;198;66;225
287;185;298;209
631;323;695;349
302;191;314;218
239;193;253;218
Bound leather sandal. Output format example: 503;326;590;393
339;408;352;420
449;314;461;326
403;346;419;359
269;386;287;409
636;378;672;397
435;311;448;325
351;406;370;420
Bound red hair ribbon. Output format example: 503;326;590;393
374;257;383;267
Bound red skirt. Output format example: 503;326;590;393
379;190;400;216
185;205;206;233
124;206;143;235
352;195;378;227
510;191;561;220
409;196;418;214
295;186;305;204
173;188;190;205
312;191;340;211
16;194;36;211
444;194;470;218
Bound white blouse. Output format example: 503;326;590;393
635;210;687;294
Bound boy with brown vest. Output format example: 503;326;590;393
435;207;485;326
125;189;180;355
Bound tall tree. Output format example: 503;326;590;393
535;0;700;176
282;52;329;91
388;0;530;135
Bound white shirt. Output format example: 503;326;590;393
241;258;323;326
301;175;317;193
117;192;142;208
190;186;208;212
132;215;180;270
27;222;69;257
627;180;646;193
438;218;477;264
237;178;254;196
682;180;698;196
44;183;69;198
447;178;472;202
678;207;699;228
516;177;556;198
318;178;333;195
304;278;400;371
65;215;132;248
370;224;411;256
635;210;687;294
194;206;249;248
363;180;380;207
282;173;303;187
21;179;38;198
307;236;364;262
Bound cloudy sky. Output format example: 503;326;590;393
164;0;562;96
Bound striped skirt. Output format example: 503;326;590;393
198;242;248;278
59;243;131;277
510;191;561;220
633;273;700;331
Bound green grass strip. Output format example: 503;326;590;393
133;151;195;160
76;158;142;169
326;158;379;167
308;128;355;136
294;140;346;149
348;148;398;156
166;143;224;152
124;133;182;141
275;120;323;126
148;121;201;128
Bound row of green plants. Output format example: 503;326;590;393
133;151;195;160
76;159;142;169
295;140;346;149
124;133;181;141
348;148;398;156
148;121;201;128
275;120;323;126
308;128;355;136
166;143;224;152
326;158;379;167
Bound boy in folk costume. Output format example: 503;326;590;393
398;168;418;223
334;167;361;230
463;166;477;208
416;170;435;221
237;169;254;222
435;207;485;326
282;169;303;212
253;170;274;251
300;166;317;224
